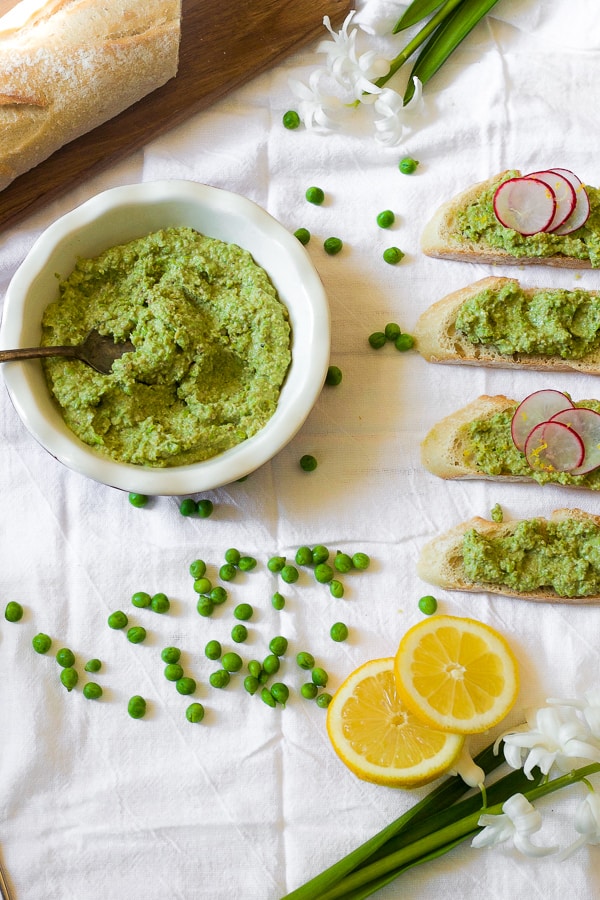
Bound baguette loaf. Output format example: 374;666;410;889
417;508;600;603
0;0;181;191
414;275;600;374
421;394;600;491
421;171;598;268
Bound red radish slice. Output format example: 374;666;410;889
550;407;600;475
525;420;585;473
526;170;576;232
511;389;574;452
493;177;557;235
551;181;590;234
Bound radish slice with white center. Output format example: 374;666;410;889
493;177;557;235
550;407;600;474
511;389;574;452
526;170;576;232
524;420;585;473
550;179;590;234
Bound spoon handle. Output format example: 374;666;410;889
0;345;79;364
0;853;13;900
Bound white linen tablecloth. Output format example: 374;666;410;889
1;1;600;897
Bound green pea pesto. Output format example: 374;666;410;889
41;227;291;467
462;517;600;597
461;401;600;490
455;280;600;358
456;170;600;267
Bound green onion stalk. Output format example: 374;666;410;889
281;739;600;900
375;0;503;104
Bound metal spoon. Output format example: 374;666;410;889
0;329;135;375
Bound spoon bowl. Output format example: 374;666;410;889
0;329;135;374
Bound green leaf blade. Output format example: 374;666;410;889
393;0;447;32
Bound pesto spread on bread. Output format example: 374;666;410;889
462;517;600;597
41;227;291;467
454;280;600;357
456;170;600;267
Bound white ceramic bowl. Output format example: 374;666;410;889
1;180;330;495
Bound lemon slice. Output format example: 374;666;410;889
394;615;519;734
326;657;464;787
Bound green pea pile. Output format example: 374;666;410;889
368;322;415;352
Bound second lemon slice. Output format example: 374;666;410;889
394;615;519;734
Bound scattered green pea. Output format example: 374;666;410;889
418;594;438;616
83;682;103;700
186;702;205;723
296;651;315;670
210;586;228;605
376;209;395;228
395;333;414;351
224;548;241;565
4;601;23;622
151;592;170;614
262;654;280;676
196;596;214;617
219;563;237;582
205;640;222;661
314;563;334;584
352;552;370;570
209;669;230;689
384;322;401;341
312;667;329;687
301;682;319;700
283;109;300;129
197;499;214;518
323;237;343;255
32;633;52;654
261;687;277;708
164;663;184;682
127;626;147;645
271;592;286;610
268;555;286;573
300;454;318;472
231;623;248;644
399;156;419;174
329;580;344;599
84;658;102;673
161;646;181;664
189;559;207;578
330;622;349;642
234;603;253;621
271;683;290;707
248;660;262;679
131;591;151;608
269;636;288;657
222;652;243;673
244;675;260;695
305;186;325;205
325;365;342;386
128;695;147;719
179;498;197;517
60;667;78;692
176;677;197;696
193;577;213;595
238;556;257;572
281;565;299;584
295;546;313;566
128;492;148;508
368;331;387;349
383;246;404;265
108;610;128;630
316;692;333;708
56;648;76;668
312;545;329;564
294;227;311;245
334;552;352;573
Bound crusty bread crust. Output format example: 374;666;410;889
0;0;182;191
417;508;600;603
421;171;594;269
414;276;600;374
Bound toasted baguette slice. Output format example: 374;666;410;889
421;171;595;268
421;394;600;492
417;508;600;603
414;275;600;374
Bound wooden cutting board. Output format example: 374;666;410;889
0;0;351;233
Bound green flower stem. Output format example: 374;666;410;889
313;763;600;900
376;0;466;86
281;740;506;900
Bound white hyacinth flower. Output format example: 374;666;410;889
317;12;390;100
472;793;557;857
559;792;600;859
373;78;423;145
548;688;600;740
288;69;346;133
